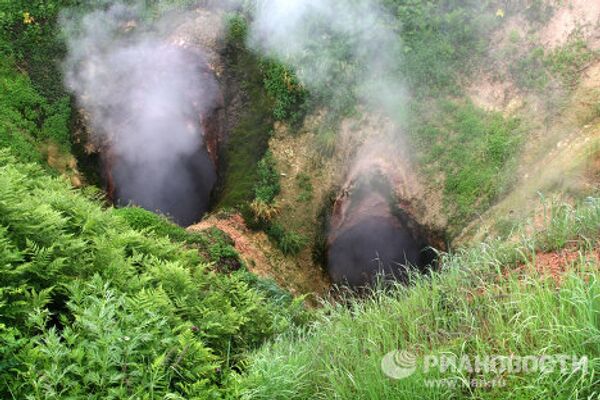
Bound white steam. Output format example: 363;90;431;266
247;0;422;284
62;2;219;225
247;0;406;113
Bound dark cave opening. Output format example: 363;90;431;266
85;44;225;228
327;174;437;288
109;144;217;227
328;215;436;287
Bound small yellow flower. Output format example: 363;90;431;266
496;8;505;18
23;11;34;25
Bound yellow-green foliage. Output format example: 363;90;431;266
0;56;71;164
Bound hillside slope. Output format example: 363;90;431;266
0;149;306;398
0;0;599;398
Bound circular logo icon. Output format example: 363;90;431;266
381;350;417;380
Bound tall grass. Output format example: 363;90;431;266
235;198;600;399
408;100;522;233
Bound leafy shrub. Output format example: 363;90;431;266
254;151;281;205
0;53;72;166
114;206;201;243
260;60;308;122
546;38;597;87
225;12;248;44
40;96;71;147
115;206;243;269
0;0;76;100
0;150;305;398
250;198;280;221
511;38;597;92
267;223;307;256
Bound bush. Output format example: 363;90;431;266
267;223;307;256
114;206;244;269
260;60;308;122
0;150;306;398
546;38;597;88
40;96;71;148
114;206;200;243
0;0;76;100
0;53;72;166
254;151;281;205
225;12;248;44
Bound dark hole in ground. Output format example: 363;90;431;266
88;44;222;228
112;145;216;227
327;174;436;288
328;216;435;287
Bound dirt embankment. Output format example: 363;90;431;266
188;213;330;300
459;1;600;244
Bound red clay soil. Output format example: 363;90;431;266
512;246;599;284
189;214;274;279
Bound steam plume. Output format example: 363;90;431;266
247;0;431;285
247;0;406;113
62;2;219;225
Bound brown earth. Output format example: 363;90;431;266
540;0;600;49
511;246;599;285
188;213;330;302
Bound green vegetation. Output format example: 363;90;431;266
266;223;308;256
220;15;309;256
296;173;313;203
511;37;598;91
409;100;522;231
0;150;306;398
0;0;77;173
0;0;74;100
217;16;275;210
260;60;308;123
384;0;498;95
254;151;281;205
1;1;599;398
247;152;308;255
0;56;71;164
114;207;242;270
523;0;554;24
315;127;337;158
547;38;597;88
235;198;600;399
